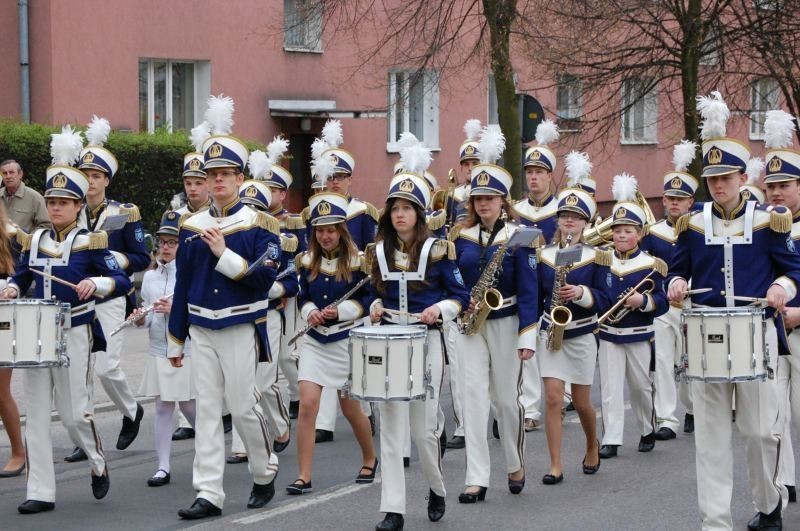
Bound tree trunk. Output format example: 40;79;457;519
680;0;705;198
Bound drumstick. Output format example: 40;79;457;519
30;269;106;299
184;219;244;243
384;308;443;324
729;295;769;305
684;288;712;296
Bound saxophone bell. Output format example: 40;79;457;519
483;288;504;311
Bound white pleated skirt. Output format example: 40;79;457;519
138;355;195;402
536;331;598;386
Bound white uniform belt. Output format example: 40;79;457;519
313;317;368;336
498;295;517;309
383;313;422;325
543;313;597;330
188;299;269;320
71;301;94;318
599;323;654;336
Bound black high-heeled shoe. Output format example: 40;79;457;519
458;486;487;503
508;474;526;494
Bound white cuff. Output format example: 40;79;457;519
268;282;285;300
91;276;115;297
773;276;797;301
517;324;538;351
300;302;319;321
642;293;655;312
337;300;363;321
214;248;247;280
573;285;594;309
167;336;184;358
110;250;129;270
435;299;462;322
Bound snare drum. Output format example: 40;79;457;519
681;307;767;382
0;300;70;368
347;325;429;401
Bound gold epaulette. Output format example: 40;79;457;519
88;231;109;250
432;239;456;260
427;210;446;231
674;212;691;235
178;212;195;229
653;257;668;276
769;206;793;233
119;204;142;223
15;230;31;252
284;215;305;231
300;206;311;224
535;247;543;263
594;248;612;267
362;243;376;274
365;202;380;222
447;224;462;242
294;251;307;272
280;234;298;253
256;211;281;236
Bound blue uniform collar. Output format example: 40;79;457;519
711;196;747;221
210;197;244;217
269;206;287;218
614;246;641;260
528;193;555;208
50;221;79;242
86;198;108;220
188;197;212;213
321;248;341;260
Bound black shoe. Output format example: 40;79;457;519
315;429;334;443
654;427;676;441
458;486;487;503
247;480;275;509
222;414;233;434
403;457;410;468
788;485;797;503
178;498;222;520
147;470;171;487
492;419;500;439
117;403;144;450
427;489;445;522
356;459;379;484
286;479;313;495
508;474;526;494
638;433;656;452
64;446;88;463
226;454;248;464
369;413;376;436
273;433;291;453
0;462;25;477
288;400;299;420
376;512;404;531
747;512;760;531
684;413;694;433
446;435;466;449
541;473;563;485
440;427;447;458
18;499;55;514
566;401;575;411
172;427;195;441
582;445;601;475
599;445;618;459
757;502;782;530
91;469;110;500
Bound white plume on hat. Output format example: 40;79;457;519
745;157;765;185
85;115;110;147
565;151;592;187
477;125;505;164
190;122;212;153
50;125;84;166
397;131;420;151
612;173;639;202
672;140;697;172
311;152;336;187
534;119;559;146
398;134;432;175
266;136;290;165
321;119;343;149
205;94;235;135
697;91;730;140
170;192;187;210
248;150;271;180
310;138;328;160
463;119;482;141
763;110;796;149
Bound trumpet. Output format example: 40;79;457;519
597;271;656;325
110;293;174;336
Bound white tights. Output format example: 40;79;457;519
154;398;196;476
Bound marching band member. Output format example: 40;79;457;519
641;141;698;442
2;126;132;513
667;92;800;530
168;95;281;519
367;142;469;531
452;125;539;503
287;191;377;496
134;210;196;487
72;116;148;461
537;186;609;484
226;177;296;463
597;174;667;459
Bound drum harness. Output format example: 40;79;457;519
28;228;90;321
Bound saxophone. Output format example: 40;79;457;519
545;233;574;351
457;238;507;336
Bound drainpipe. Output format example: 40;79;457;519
19;0;30;123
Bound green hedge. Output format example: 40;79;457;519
0;120;264;234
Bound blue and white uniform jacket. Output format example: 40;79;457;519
267;233;300;311
10;223;132;328
296;250;370;344
513;194;558;244
167;199;281;362
81;199;150;276
303;196;379;251
271;207;307;253
537;244;611;340
450;222;540;350
598;247;668;344
640;218;679;267
778;210;800;354
366;238;470;329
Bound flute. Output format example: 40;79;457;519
109;293;174;336
184;219;244;243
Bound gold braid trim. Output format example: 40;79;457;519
769;206;793;233
535;247;543;263
362;244;376;274
426;210;446;231
256;211;281;236
652;257;668;277
364;202;380;222
432;239;456;260
285;215;305;230
16;230;31;252
178;212;195;229
294;251;307;271
280;234;298;253
674;212;691;235
88;231;109;250
594;248;612;267
447;224;462;242
300;206;311;224
119;204;142;223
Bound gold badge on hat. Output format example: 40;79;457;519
167;212;177;220
769;157;783;173
671;177;682;189
318;201;332;216
565;194;579;206
245;186;258;198
399;179;415;193
52;173;68;188
208;143;223;158
476;171;491;186
82;152;95;164
615;207;627;219
708;147;723;165
465;145;475;155
189;158;202;170
530;150;542;161
741;189;752;200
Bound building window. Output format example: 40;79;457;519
699;23;721;66
387;70;440;151
139;59;210;133
556;74;582;132
620;77;658;144
284;0;323;52
750;77;780;140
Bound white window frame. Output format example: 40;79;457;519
750;77;780;140
699;23;720;66
556;74;583;132
386;69;440;152
140;59;210;133
620;77;658;145
284;0;323;53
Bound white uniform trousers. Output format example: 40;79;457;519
445;321;464;437
25;325;106;502
279;297;300;402
94;296;138;419
598;340;655;446
459;316;525;486
379;328;445;514
777;330;800;488
521;356;542;421
231;311;290;454
693;320;785;530
190;324;277;508
654;307;682;432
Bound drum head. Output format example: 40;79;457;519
350;324;428;339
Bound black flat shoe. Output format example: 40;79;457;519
788;485;797;503
286;479;312;495
446;435;465;449
440;427;447;458
117;403;144;450
222;414;233;434
0;462;25;477
147;470;171;487
458;486;487;503
356;459;379;483
91;469;110;499
403;457;410;468
747;512;760;531
757;502;783;530
226;454;248;464
18;499;55;514
178;498;221;520
427;489;445;522
289;400;299;420
315;429;334;443
172;427;195;441
654;427;676;441
638;433;656;453
542;473;563;485
599;445;618;459
247;480;275;509
65;446;88;463
492;419;500;439
376;512;404;531
683;413;694;433
508;474;526;494
582;456;601;475
273;433;291;453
